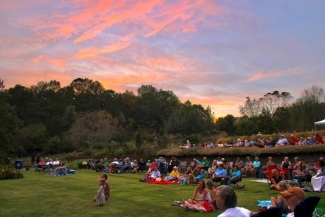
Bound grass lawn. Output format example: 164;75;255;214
0;169;323;217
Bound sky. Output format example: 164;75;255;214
1;0;325;118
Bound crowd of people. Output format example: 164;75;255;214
132;154;324;216
217;133;325;148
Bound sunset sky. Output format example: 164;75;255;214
1;0;325;117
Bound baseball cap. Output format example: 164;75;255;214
281;187;305;199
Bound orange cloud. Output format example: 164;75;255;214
74;0;162;43
73;42;131;59
48;59;67;68
247;68;299;82
32;55;45;63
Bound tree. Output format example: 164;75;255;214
239;91;293;117
216;114;236;136
68;111;120;151
0;91;24;159
0;78;5;90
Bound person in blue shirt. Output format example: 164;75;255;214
211;164;227;183
188;168;205;184
223;166;241;185
252;156;261;178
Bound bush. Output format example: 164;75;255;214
0;166;24;180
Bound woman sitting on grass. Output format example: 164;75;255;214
269;169;283;190
183;179;210;205
182;179;212;211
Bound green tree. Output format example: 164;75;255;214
0;92;24;159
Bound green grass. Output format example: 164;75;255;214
0;170;323;217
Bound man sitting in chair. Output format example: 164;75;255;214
188;168;205;184
223;165;243;188
280;187;305;217
211;164;227;184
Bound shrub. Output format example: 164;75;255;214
0;166;24;180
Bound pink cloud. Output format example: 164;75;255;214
32;55;45;63
73;42;131;59
48;59;67;68
247;68;299;82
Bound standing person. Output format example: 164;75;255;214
252;156;261;178
93;178;106;206
216;185;255;217
31;152;36;166
36;153;41;164
101;173;110;201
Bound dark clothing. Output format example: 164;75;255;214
267;140;276;147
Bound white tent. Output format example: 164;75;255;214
315;119;325;126
315;119;325;131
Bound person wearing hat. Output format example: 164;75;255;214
164;166;180;181
276;135;288;146
280;187;306;216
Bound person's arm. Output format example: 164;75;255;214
191;187;199;200
270;177;277;185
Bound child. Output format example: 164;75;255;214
93;178;106;206
101;173;110;201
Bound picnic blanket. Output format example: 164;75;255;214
149;180;179;185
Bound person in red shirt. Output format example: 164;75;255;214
316;133;324;144
289;134;299;145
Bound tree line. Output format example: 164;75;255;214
0;77;324;163
0;78;216;161
216;85;325;136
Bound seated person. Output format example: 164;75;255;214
206;180;218;210
146;160;152;170
211;164;227;183
182;179;211;209
316;133;324;144
131;160;139;173
149;166;161;180
165;166;180;181
311;158;325;191
276;135;288;146
49;163;68;176
95;159;105;172
188;169;205;184
293;161;307;187
269;169;283;190
241;157;253;177
120;158;131;173
46;158;53;172
216;185;256;216
271;181;291;216
89;158;97;170
289;134;299;145
208;159;218;177
108;158;119;171
52;158;60;167
266;137;276;147
280;187;306;217
223;166;242;186
35;158;46;171
200;157;210;171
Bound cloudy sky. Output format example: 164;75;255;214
1;0;324;117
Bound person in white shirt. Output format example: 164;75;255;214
52;158;60;166
216;185;255;217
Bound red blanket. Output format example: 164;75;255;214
149;180;179;185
